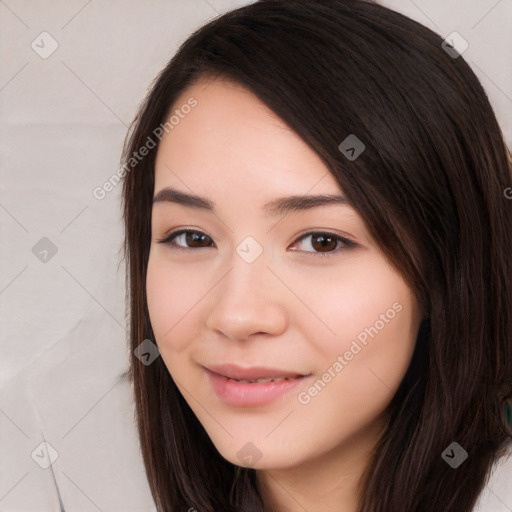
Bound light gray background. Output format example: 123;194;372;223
1;1;511;511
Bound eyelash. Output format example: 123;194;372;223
156;229;356;258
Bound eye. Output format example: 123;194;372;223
289;231;356;258
157;229;214;249
156;229;356;258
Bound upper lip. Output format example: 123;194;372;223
203;363;309;380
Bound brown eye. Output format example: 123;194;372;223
158;230;214;249
184;231;213;248
291;231;356;258
310;233;338;252
157;229;356;258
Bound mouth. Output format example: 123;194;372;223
203;364;313;407
203;362;311;381
224;376;303;383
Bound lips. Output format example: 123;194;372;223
203;363;309;382
204;365;312;407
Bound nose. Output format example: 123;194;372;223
205;252;289;342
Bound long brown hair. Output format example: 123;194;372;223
120;1;512;510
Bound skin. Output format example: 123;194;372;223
146;75;423;512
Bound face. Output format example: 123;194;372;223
146;76;423;471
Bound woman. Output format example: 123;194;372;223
120;1;512;511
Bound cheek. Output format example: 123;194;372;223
292;264;419;430
286;255;418;362
146;255;207;353
288;261;420;424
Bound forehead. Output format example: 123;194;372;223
154;76;344;200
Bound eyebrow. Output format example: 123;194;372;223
152;187;349;217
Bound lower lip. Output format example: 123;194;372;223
205;369;310;407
